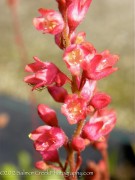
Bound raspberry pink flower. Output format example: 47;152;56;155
67;0;92;31
83;121;104;141
90;93;111;109
29;125;67;152
82;51;119;80
61;94;87;124
93;109;117;136
24;57;68;90
63;44;85;76
33;8;64;35
63;43;95;76
83;109;116;141
38;104;58;126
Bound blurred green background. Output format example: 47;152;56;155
0;0;134;179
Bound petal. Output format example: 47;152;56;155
29;125;51;141
80;80;96;102
90;93;111;109
83;121;104;141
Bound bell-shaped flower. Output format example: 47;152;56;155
83;121;104;141
67;0;92;31
61;94;87;124
82;50;119;80
83;109;116;141
92;109;117;136
47;86;68;103
63;43;95;76
24;57;69;90
90;92;111;109
38;104;58;126
29;125;67;152
33;8;64;35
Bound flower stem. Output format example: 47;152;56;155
101;148;110;180
74;119;86;137
67;119;85;180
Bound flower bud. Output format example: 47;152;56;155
35;161;49;170
71;136;85;151
38;104;58;126
48;86;68;103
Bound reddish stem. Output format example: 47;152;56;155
67;120;85;180
101;148;110;180
9;3;28;66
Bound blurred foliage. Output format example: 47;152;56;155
0;149;134;180
0;151;63;180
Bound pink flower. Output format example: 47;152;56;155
24;57;68;90
61;94;87;124
83;121;104;141
33;8;64;35
47;86;68;103
90;92;111;109
82;50;119;80
37;104;58;126
67;0;92;31
63;43;95;76
71;136;85;151
93;109;117;136
29;125;67;151
83;109;116;141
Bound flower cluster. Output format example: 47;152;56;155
24;0;119;178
